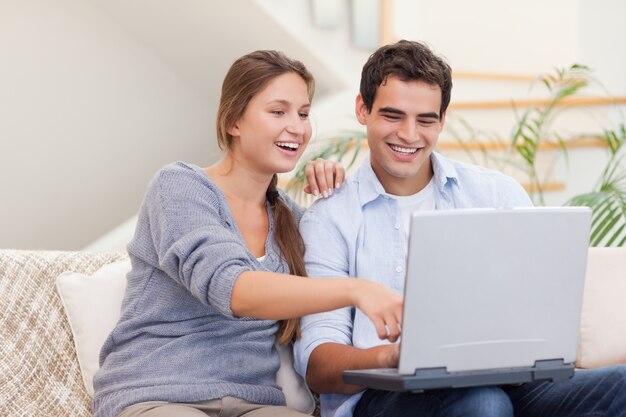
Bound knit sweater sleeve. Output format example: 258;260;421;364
128;163;255;318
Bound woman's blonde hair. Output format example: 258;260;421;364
216;50;315;344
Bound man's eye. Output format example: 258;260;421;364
383;114;401;121
418;120;435;126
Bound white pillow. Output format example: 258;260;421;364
55;259;315;414
56;259;130;396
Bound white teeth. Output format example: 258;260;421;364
276;142;299;150
389;144;417;154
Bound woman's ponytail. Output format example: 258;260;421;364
266;174;307;345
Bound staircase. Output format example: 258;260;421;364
263;0;626;208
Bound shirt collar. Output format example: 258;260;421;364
431;151;459;190
354;152;459;207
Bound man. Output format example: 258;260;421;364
293;40;626;417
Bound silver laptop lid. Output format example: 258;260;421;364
398;207;591;375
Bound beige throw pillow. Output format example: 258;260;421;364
576;247;626;368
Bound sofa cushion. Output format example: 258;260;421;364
55;255;316;414
576;247;626;368
0;250;126;417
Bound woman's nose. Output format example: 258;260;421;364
286;114;307;135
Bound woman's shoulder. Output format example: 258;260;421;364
153;161;206;182
147;161;224;205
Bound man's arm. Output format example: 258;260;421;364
295;196;401;393
306;342;399;394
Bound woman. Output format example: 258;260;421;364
93;50;403;417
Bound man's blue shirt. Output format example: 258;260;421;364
294;153;533;417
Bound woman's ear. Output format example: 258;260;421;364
227;123;240;137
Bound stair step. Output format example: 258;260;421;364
437;137;607;151
450;96;626;110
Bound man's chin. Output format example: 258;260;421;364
390;170;422;180
384;161;425;179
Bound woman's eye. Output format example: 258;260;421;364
272;110;285;116
299;113;309;119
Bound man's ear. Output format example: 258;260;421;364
355;94;368;125
438;111;447;132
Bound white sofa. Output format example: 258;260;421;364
1;248;625;417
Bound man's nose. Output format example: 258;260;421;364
397;120;417;142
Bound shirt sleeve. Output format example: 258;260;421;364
128;164;255;318
293;204;355;379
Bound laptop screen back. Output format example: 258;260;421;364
398;207;591;375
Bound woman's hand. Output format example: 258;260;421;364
303;158;345;198
351;280;403;343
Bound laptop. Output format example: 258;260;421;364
343;207;591;391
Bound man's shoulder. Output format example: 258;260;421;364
304;179;361;213
442;156;521;188
300;179;366;236
435;154;531;206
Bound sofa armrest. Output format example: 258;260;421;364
0;250;126;417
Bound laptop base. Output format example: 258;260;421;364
343;359;574;392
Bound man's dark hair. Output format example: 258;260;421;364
359;40;452;117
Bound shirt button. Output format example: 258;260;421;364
395;266;403;273
394;223;401;230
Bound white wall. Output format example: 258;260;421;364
579;0;626;95
0;0;214;250
2;0;624;249
394;0;580;74
0;0;344;250
391;0;625;96
255;0;370;135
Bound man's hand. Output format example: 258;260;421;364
303;280;402;393
307;343;400;394
376;343;400;368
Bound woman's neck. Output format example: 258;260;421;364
205;155;272;258
204;155;272;206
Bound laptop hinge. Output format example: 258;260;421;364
413;367;449;377
533;359;573;381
